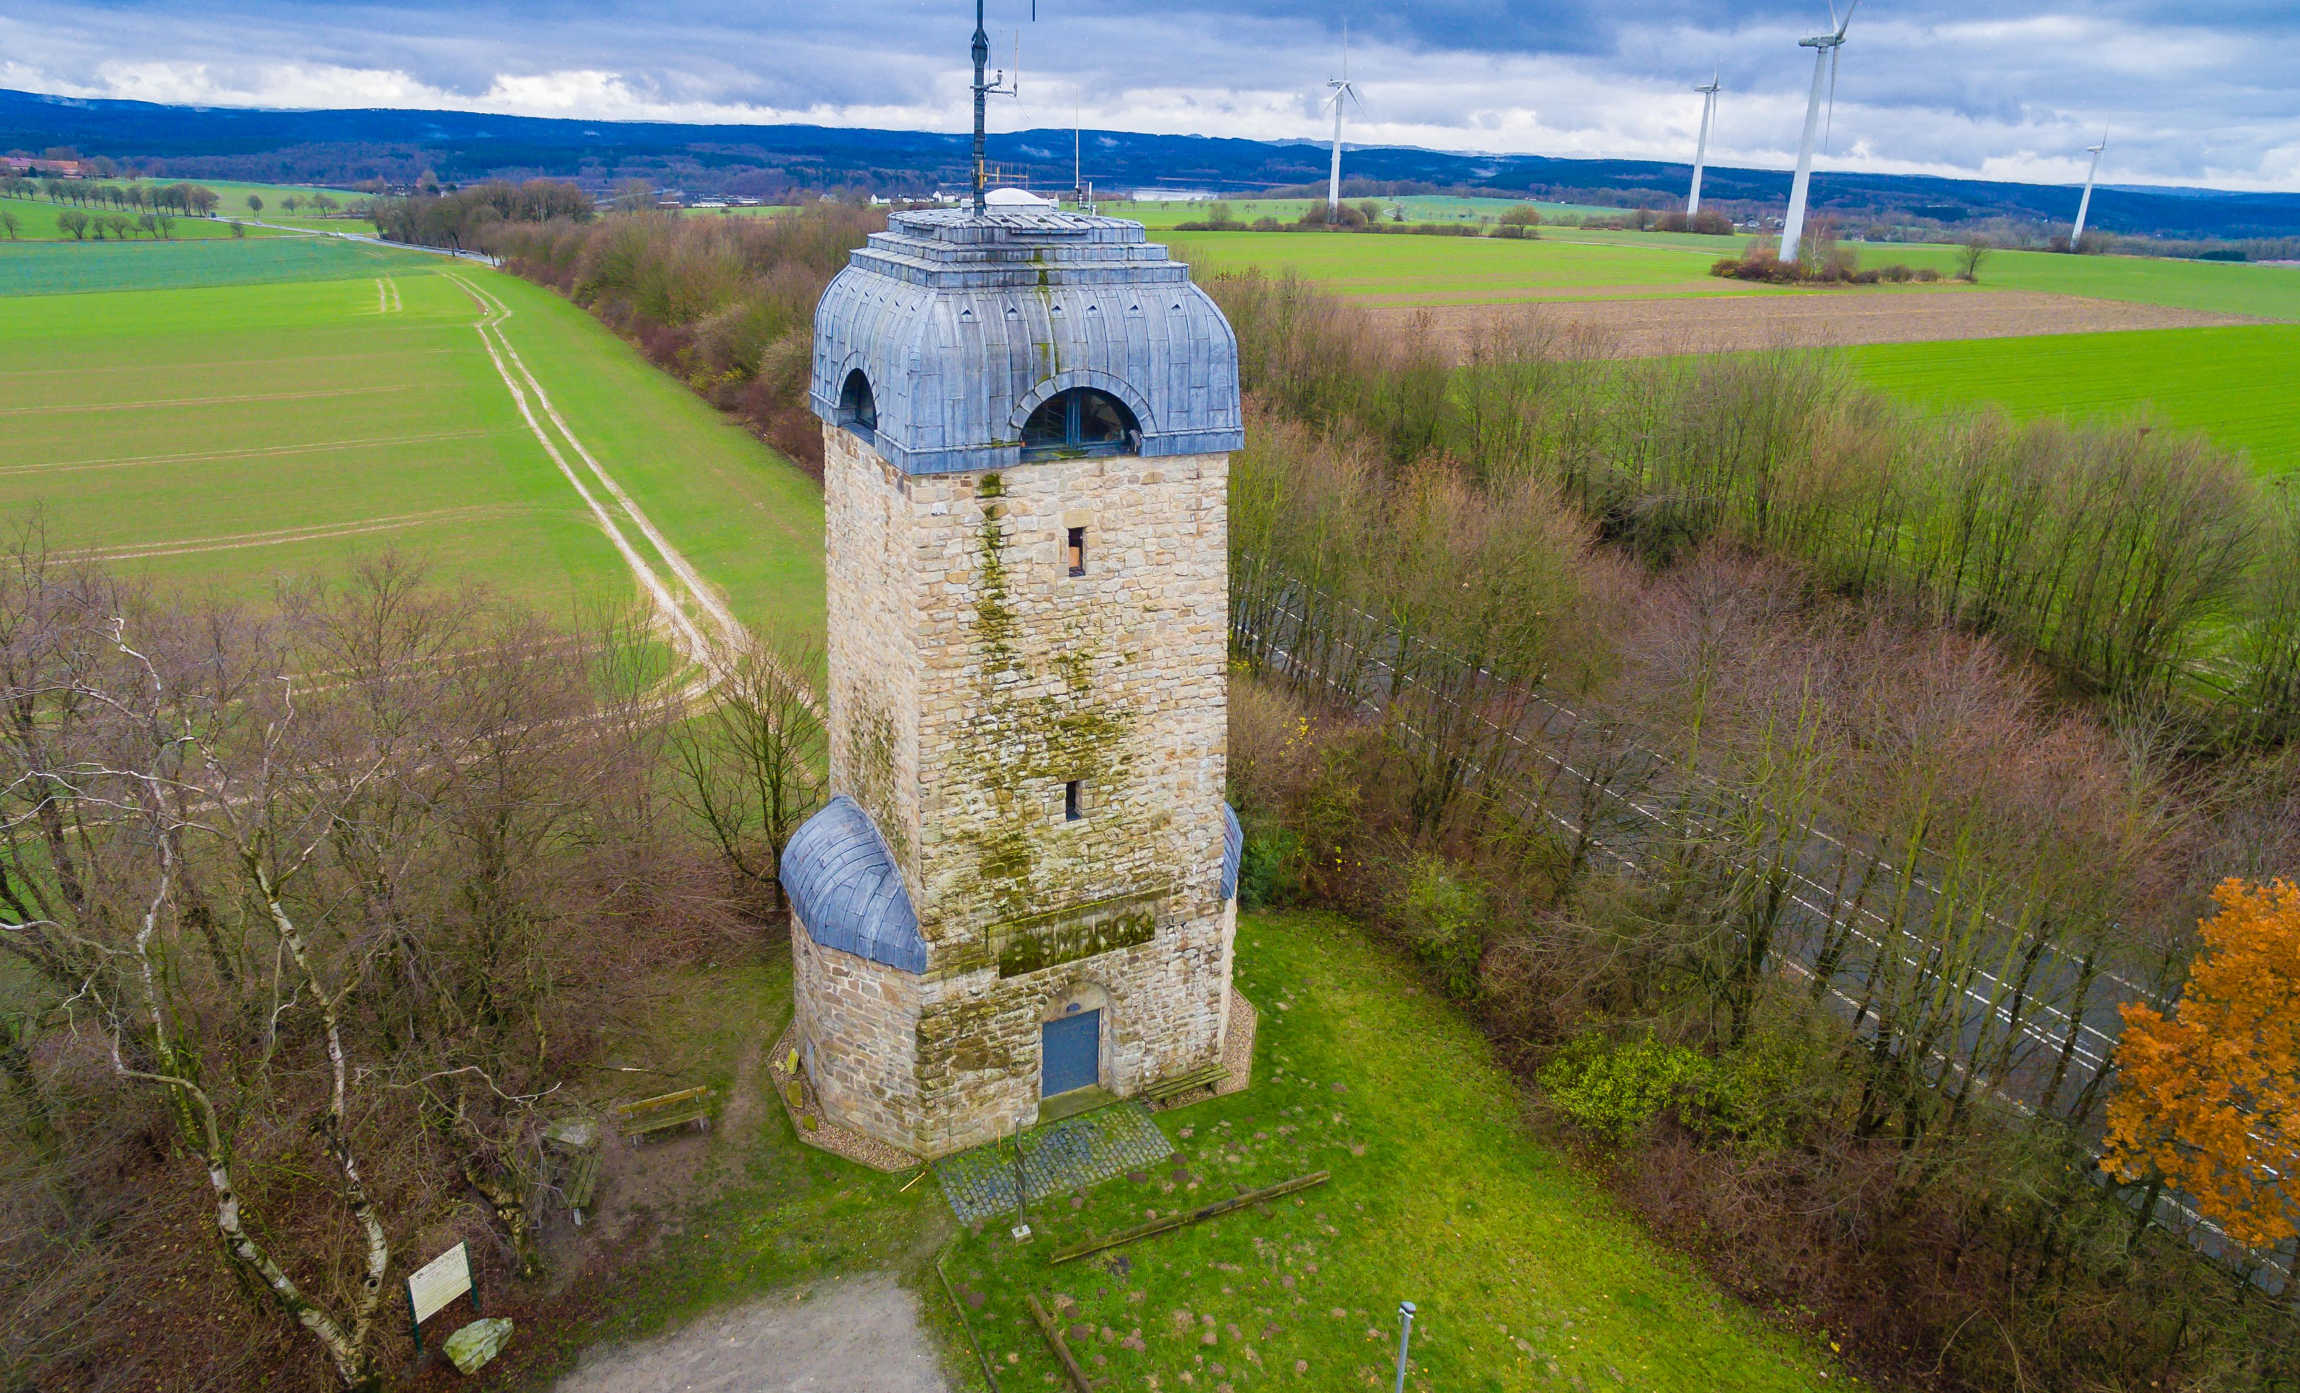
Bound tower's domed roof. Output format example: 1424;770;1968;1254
809;207;1244;475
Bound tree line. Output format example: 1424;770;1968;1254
367;178;594;252
1218;267;2300;748
4;176;222;216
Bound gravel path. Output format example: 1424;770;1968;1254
551;1272;950;1393
1379;289;2256;359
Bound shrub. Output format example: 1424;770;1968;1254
1238;822;1309;910
1387;853;1490;999
1537;1032;1715;1142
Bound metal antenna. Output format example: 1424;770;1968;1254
971;0;991;217
969;0;1031;217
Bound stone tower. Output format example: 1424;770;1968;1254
781;206;1245;1160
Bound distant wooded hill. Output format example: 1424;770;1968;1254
5;86;2298;242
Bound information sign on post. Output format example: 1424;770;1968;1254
406;1242;476;1353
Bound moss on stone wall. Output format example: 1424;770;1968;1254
950;486;1136;927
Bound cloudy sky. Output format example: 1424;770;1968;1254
3;2;2296;191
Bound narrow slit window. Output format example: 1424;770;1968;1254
1065;526;1087;577
1064;780;1084;822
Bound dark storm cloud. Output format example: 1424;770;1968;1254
2;0;2295;188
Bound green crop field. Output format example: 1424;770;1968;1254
1849;323;2300;476
1145;216;2300;319
0;235;437;296
1162;227;1808;303
1844;243;2300;322
1105;194;1620;228
0;236;823;650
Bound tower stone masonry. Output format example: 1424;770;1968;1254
781;206;1245;1159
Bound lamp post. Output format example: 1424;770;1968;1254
1393;1300;1417;1392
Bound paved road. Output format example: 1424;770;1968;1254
224;215;502;265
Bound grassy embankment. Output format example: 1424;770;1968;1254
0;236;823;643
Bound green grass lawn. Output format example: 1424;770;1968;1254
939;911;1851;1392
0;238;823;643
1162;228;1797;304
1849;323;2300;476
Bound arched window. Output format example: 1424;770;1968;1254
837;368;877;438
1021;388;1139;462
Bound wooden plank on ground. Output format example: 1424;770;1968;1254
1026;1292;1096;1392
1050;1170;1331;1265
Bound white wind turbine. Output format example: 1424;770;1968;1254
1325;24;1363;216
1778;0;1858;264
1688;71;1722;219
2071;131;2108;247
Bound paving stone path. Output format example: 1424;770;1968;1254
935;1101;1175;1224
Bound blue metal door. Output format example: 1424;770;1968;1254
1041;1010;1101;1097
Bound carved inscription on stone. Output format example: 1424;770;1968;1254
994;887;1166;978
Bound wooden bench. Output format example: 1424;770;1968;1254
609;1086;717;1141
1140;1063;1227;1105
542;1118;603;1224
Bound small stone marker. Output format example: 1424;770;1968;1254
443;1317;513;1373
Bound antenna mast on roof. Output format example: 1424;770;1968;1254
970;0;1032;217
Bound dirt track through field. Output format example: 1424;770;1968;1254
1382;289;2257;360
439;271;819;718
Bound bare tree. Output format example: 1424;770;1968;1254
669;638;825;916
1957;234;1992;282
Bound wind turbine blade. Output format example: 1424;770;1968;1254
1826;0;1840;33
1836;0;1859;40
1824;47;1839;150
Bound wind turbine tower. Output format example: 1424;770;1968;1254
1326;25;1362;215
1688;72;1722;218
1778;0;1857;264
2071;132;2108;246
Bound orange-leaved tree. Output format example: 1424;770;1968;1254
2103;877;2300;1251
